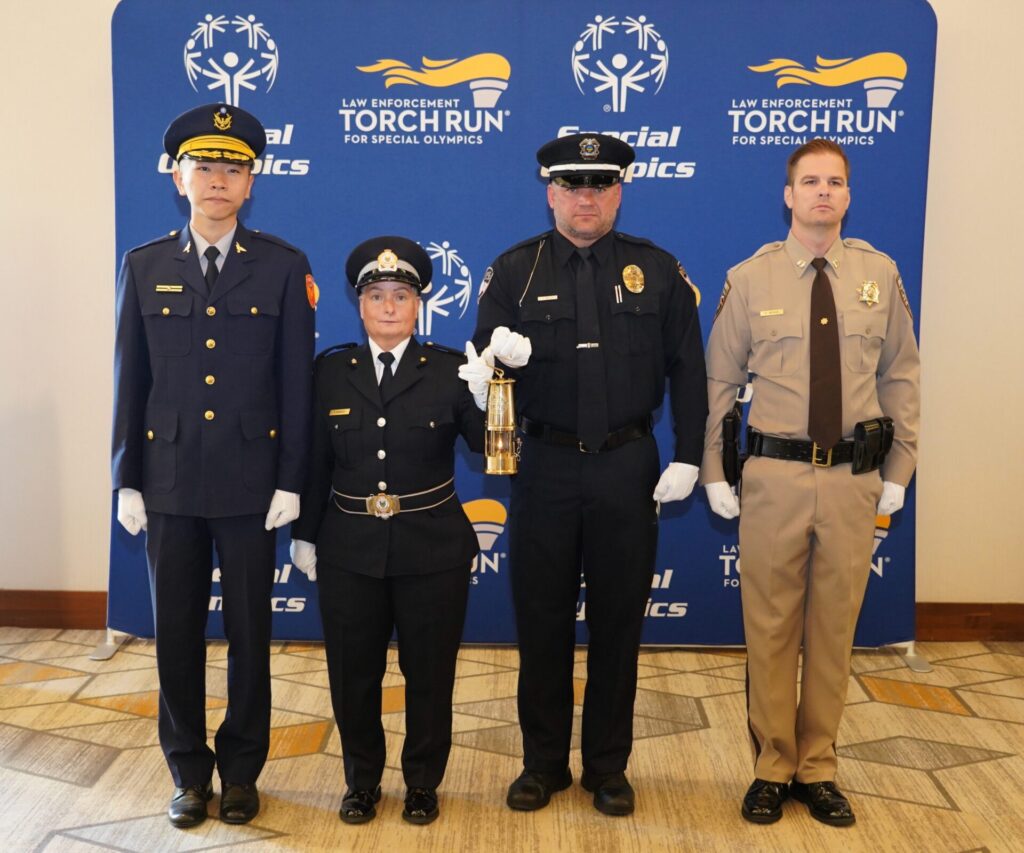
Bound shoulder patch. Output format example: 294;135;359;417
677;262;700;306
895;274;913;319
128;231;179;253
424;341;465;358
249;230;301;254
316;342;358;363
714;279;732;320
477;266;494;302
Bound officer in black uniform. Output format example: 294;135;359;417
470;133;708;816
111;103;316;828
290;236;484;827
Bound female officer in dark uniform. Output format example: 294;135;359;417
290;236;484;826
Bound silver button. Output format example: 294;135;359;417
378;481;387;490
429;420;436;428
377;449;386;460
377;417;386;427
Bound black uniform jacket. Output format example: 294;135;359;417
473;230;707;465
292;339;485;578
112;223;315;517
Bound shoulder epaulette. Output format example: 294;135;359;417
424;341;465;358
249;229;301;253
316;342;358;363
129;231;179;253
495;231;551;259
729;241;785;274
843;237;897;266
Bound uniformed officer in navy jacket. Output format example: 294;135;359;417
111;103;316;828
290;236;484;827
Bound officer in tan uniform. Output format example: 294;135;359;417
701;139;919;827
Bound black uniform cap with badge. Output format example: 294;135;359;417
163;103;267;166
345;236;433;293
537;132;636;188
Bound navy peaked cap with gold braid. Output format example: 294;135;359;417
163;103;266;164
346;236;433;292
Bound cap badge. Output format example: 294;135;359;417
579;137;600;161
377;249;399;272
857;280;880;306
213;109;232;131
622;264;645;293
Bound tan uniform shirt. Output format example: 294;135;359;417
702;233;920;486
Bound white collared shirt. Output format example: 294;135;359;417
367;336;412;384
191;226;237;276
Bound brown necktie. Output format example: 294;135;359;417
808;257;842;450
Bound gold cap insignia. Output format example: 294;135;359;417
579;137;600;160
622;264;645;293
377;249;399;273
213;109;233;131
857;280;880;306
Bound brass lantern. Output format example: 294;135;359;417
485;367;520;475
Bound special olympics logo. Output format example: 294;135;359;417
183;13;280;106
418;240;474;337
571;14;669;113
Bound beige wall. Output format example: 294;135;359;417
1;1;1019;603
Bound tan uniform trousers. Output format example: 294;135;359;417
739;454;883;783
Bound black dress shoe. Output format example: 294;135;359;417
581;771;635;816
167;782;213;828
402;787;439;825
741;779;789;824
790;780;856;827
220;782;260;824
506;768;573;811
339;786;382;824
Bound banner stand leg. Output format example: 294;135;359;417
89;628;130;661
889;640;933;673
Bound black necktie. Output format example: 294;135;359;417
377;351;396;404
574;248;609;451
204;246;220;295
808;257;842;450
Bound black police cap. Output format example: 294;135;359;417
536;133;636;187
346;236;433;292
163;103;266;164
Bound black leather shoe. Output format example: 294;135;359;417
220;782;260;824
402;787;439;825
790;780;856;827
581;771;635;816
741;778;789;824
506;768;573;811
339;786;382;824
167;782;213;828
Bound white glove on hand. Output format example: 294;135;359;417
264;490;300;530
289;539;317;581
705;481;740;519
876;481;905;516
117;488;148;535
652;462;699;503
489;326;532;369
458;341;495;411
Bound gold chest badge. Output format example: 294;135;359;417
857;280;880;306
622;264;645;293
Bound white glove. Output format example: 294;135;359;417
289;539;317;581
117;488;148;535
652;462;699;503
264;489;300;531
705;481;740;519
876;481;905;516
457;341;495;411
489;326;532;369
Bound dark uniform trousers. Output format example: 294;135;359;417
473;229;707;777
293;338;484;792
112;223;315;788
511;433;660;776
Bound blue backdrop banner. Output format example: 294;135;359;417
109;0;936;645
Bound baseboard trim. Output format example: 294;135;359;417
1;593;1021;640
916;602;1024;641
0;590;107;629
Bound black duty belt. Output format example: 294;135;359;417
332;478;454;519
747;428;854;468
519;416;652;454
